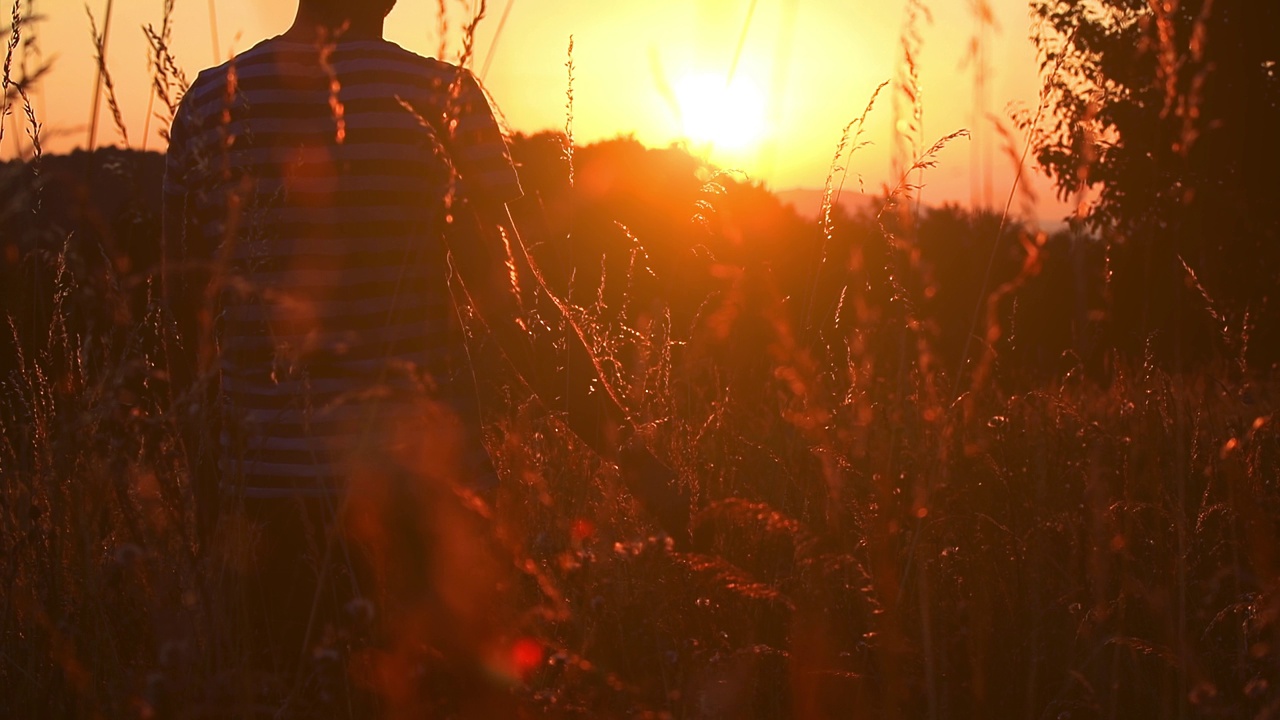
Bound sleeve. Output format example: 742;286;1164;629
446;69;523;204
159;83;222;538
161;89;212;378
161;93;195;302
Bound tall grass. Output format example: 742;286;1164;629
1;2;1277;719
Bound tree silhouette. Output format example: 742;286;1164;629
1030;0;1280;368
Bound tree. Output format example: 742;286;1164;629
1029;0;1280;368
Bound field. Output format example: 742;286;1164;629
2;1;1279;718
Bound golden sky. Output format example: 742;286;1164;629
7;0;1062;214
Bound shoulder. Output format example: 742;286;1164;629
355;39;455;72
181;39;283;115
337;40;465;89
191;38;284;86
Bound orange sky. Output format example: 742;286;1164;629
5;0;1066;217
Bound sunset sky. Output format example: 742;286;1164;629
8;0;1064;216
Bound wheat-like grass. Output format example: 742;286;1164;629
85;2;128;148
142;0;188;147
0;0;20;159
563;35;575;189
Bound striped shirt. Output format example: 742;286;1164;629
163;37;521;498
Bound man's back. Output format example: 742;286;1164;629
164;36;521;498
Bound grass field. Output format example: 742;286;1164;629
1;2;1278;718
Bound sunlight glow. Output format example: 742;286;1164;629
674;73;768;152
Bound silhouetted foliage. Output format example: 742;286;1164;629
505;134;1098;392
0;149;165;399
1030;0;1280;367
4;139;1278;718
0;142;1101;397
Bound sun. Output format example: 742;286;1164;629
674;73;768;153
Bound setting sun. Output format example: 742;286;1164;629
674;73;768;152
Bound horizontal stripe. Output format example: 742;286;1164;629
192;127;438;153
221;290;448;321
220;371;451;397
212;84;446;105
260;203;425;224
220;261;434;288
224;188;441;213
220;278;442;306
189;96;496;133
170;36;516;493
220;353;451;381
214;218;428;242
191;112;440;138
191;53;460;97
222;142;445;167
218;413;421;442
227;486;343;499
225;246;432;270
225;234;441;259
221;290;448;315
189;42;461;95
220;334;439;369
216;162;450;190
227;397;430;426
190;66;469;108
221;459;345;481
221;317;435;350
219;310;445;340
202;215;424;242
220;292;445;318
249;173;442;195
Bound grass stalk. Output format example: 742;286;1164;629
0;0;20;159
86;0;128;148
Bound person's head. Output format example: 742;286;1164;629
300;0;397;24
291;0;396;40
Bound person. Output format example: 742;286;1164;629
161;0;524;699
